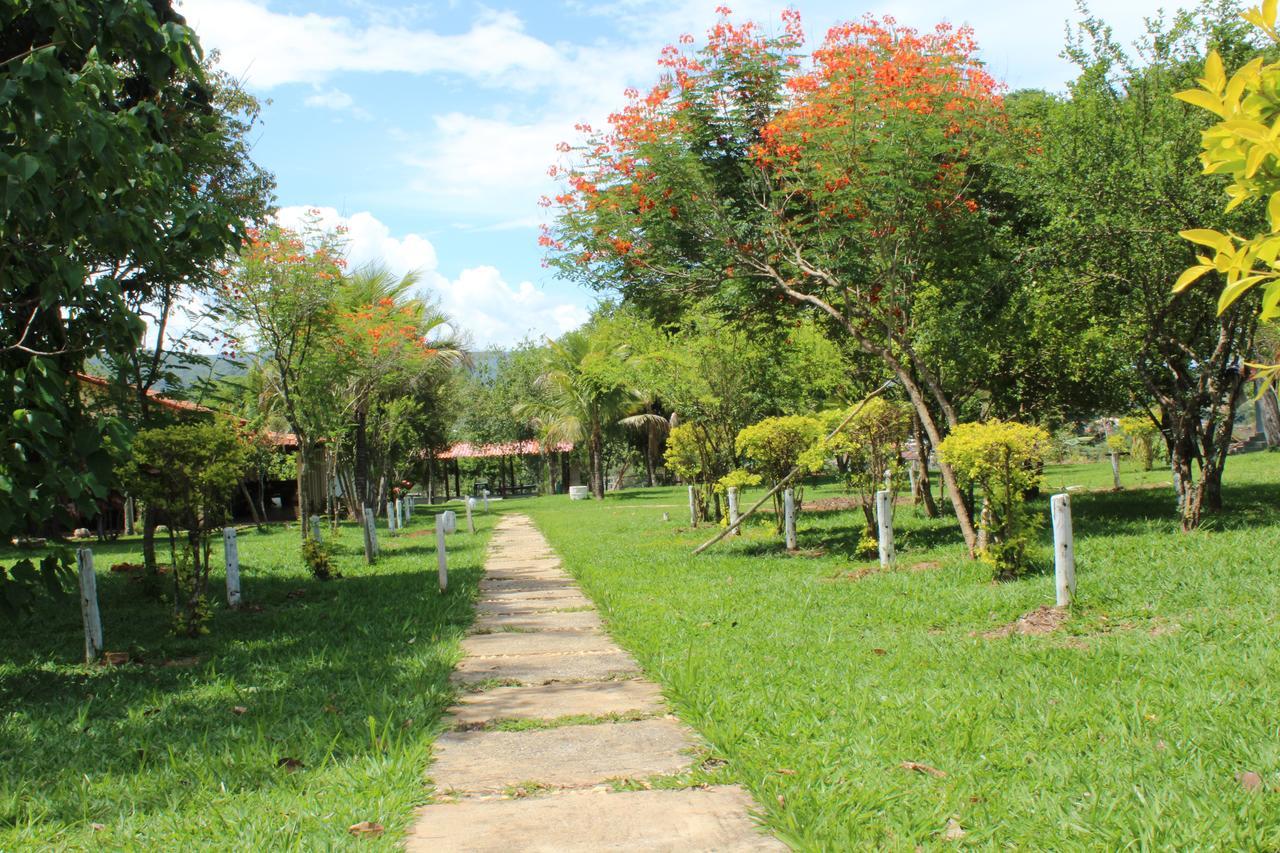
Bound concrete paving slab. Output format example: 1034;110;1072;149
479;577;581;594
474;597;593;616
478;589;593;605
452;650;640;685
407;786;784;852
461;630;613;658
448;680;667;726
473;609;604;632
429;718;694;792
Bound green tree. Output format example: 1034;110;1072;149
119;420;249;635
1;1;264;609
814;399;912;536
1010;2;1262;529
516;328;655;499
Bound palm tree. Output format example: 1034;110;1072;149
516;329;660;499
337;264;464;513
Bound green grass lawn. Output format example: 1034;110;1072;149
0;504;493;849
520;452;1280;848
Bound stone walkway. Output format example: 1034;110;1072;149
407;514;782;852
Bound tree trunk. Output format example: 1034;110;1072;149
645;424;658;487
354;407;370;508
911;413;939;518
590;424;605;499
297;445;311;541
142;505;159;574
1259;383;1280;447
240;480;264;529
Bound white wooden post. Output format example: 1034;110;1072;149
727;486;741;536
1110;452;1122;490
124;497;135;536
223;527;241;608
907;464;917;500
1051;493;1076;607
442;510;457;534
783;487;797;551
397;498;406;528
466;497;476;534
387;501;397;533
435;514;449;592
482;488;490;513
976;498;990;553
688;485;698;526
364;507;379;557
309;515;322;543
76;548;103;664
876;489;895;568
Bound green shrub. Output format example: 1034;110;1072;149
937;420;1050;579
119;419;249;635
736;415;823;531
301;538;333;581
811;398;911;536
1119;415;1160;470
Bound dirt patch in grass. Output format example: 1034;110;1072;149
983;605;1067;639
824;561;947;583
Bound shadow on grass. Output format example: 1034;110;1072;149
0;537;485;830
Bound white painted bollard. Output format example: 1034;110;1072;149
483;489;490;512
568;485;590;500
124;497;135;536
688;486;698;527
435;507;455;589
1110;452;1122;490
907;464;917;499
783;488;797;551
407;496;415;518
727;486;741;536
309;515;322;543
1051;493;1076;607
364;507;379;557
223;527;241;608
75;548;103;664
875;489;895;568
466;498;476;534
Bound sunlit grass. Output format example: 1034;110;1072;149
522;453;1280;848
0;504;495;848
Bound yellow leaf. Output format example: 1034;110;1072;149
1203;50;1226;93
1222;119;1270;140
1266;0;1279;28
1174;88;1228;118
1226;57;1265;105
1173;265;1213;293
1180;228;1234;253
1218;274;1269;314
1269;193;1280;232
1262;280;1280;321
1247;143;1270;178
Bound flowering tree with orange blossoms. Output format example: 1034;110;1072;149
220;215;346;539
544;9;1010;552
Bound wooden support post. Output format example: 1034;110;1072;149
124;497;135;536
976;498;990;553
387;501;397;533
309;515;322;543
1110;452;1122;490
876;489;895;568
727;486;741;536
1051;493;1076;607
783;488;797;550
223;527;241;608
688;485;698;527
364;507;379;558
482;488;490;513
466;498;476;534
76;548;103;664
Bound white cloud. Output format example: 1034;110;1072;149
302;86;371;119
179;0;566;90
273;206;587;348
434;266;591;349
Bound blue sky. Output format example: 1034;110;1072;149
179;0;1162;348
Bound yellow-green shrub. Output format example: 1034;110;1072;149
937;420;1050;578
1119;415;1160;470
736;415;823;530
